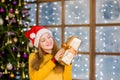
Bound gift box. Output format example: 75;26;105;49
59;36;82;65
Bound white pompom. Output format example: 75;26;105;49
30;33;35;39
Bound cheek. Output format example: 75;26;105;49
52;40;54;46
39;42;45;49
50;39;54;47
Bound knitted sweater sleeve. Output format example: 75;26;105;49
29;53;56;80
63;64;72;80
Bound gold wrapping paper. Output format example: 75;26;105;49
59;36;82;65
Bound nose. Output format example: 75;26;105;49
46;38;50;43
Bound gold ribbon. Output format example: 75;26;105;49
62;36;78;54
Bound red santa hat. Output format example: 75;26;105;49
25;26;52;48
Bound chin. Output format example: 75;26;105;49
46;46;53;50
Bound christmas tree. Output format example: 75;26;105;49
0;0;31;79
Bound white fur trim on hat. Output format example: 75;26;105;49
34;28;52;48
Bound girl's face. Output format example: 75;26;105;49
39;32;54;53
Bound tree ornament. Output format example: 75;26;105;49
22;41;24;45
19;20;22;25
5;42;7;46
24;2;27;5
7;38;10;44
18;0;21;6
22;71;25;79
26;74;29;78
1;65;5;70
22;14;25;18
27;45;30;52
9;39;12;44
9;9;14;13
23;53;28;58
21;62;25;68
12;47;16;52
16;71;21;79
17;53;21;58
4;68;8;74
21;30;23;33
13;67;17;71
13;37;18;43
8;13;15;18
17;61;20;68
0;8;4;13
1;0;5;3
10;73;14;78
15;9;19;14
0;18;4;25
13;1;17;5
7;63;13;70
7;38;12;44
5;16;9;20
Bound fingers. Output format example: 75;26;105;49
54;48;65;61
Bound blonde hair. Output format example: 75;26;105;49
31;39;64;73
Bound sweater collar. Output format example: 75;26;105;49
44;52;49;55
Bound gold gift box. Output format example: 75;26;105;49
59;36;82;65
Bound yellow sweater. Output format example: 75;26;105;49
29;53;72;80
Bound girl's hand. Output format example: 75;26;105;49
54;48;65;61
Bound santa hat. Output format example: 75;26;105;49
25;26;52;48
